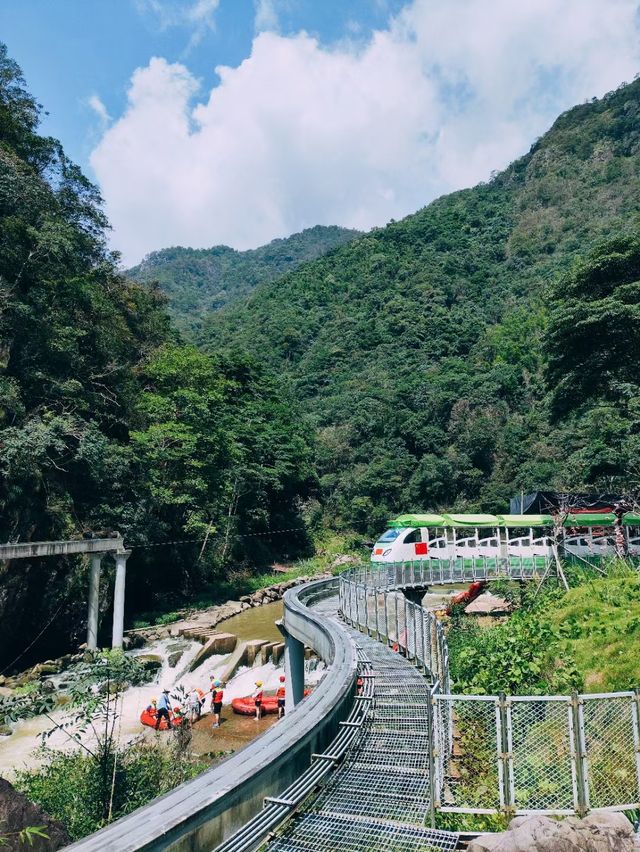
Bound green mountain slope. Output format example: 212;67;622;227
202;80;640;531
0;45;314;667
127;225;361;334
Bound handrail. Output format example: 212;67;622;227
339;565;640;818
66;577;358;852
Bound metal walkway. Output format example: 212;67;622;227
265;596;458;852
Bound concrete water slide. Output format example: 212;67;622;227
66;578;359;852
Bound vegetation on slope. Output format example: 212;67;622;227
127;225;361;335
202;80;640;533
449;567;640;696
0;45;314;667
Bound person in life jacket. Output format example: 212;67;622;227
276;675;286;718
211;680;224;728
146;697;158;715
252;681;264;720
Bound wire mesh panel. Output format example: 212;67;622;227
434;695;502;813
268;812;458;852
581;692;640;810
507;697;576;814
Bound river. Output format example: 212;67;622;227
0;599;325;780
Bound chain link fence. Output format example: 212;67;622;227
339;570;640;818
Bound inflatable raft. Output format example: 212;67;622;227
140;709;185;730
231;690;310;716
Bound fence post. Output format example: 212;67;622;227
633;688;640;797
571;691;589;816
427;688;437;827
498;693;514;818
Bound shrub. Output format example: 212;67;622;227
15;741;207;841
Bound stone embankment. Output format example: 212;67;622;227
128;573;330;644
468;812;640;851
1;572;336;693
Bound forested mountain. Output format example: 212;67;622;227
0;45;313;668
203;79;640;532
127;225;361;334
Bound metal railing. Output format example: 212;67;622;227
354;557;550;590
339;568;640;818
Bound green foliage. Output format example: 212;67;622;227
127;226;361;335
448;596;582;695
0;45;316;668
0;825;50;847
450;570;640;695
153;611;180;626
14;741;206;841
546;568;640;691
197;79;640;532
0;687;55;726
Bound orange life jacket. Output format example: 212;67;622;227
213;689;224;702
276;686;285;699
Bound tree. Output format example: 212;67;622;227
545;234;640;419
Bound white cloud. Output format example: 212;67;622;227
254;0;280;33
135;0;219;47
92;0;640;266
87;94;110;125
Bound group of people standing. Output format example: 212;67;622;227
187;677;225;728
147;674;286;731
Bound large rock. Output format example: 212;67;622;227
467;812;638;851
0;777;70;851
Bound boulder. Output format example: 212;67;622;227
136;654;163;675
465;592;511;615
467;813;637;851
167;650;183;668
0;777;70;851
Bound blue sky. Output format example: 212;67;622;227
2;1;639;265
1;0;405;174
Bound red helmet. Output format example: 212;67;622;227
279;675;285;682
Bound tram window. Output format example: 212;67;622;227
403;529;421;544
378;529;401;543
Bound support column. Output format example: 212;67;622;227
284;632;305;710
111;550;131;649
87;555;102;650
403;587;426;607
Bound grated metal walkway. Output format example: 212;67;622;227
267;597;458;852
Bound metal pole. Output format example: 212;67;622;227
427;689;437;826
571;691;588;816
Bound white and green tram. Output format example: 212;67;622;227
371;512;640;568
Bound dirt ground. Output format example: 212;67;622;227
188;707;279;760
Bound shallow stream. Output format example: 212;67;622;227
0;598;322;780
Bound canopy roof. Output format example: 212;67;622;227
389;512;640;529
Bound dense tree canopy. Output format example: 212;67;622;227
195;79;640;530
127;225;361;335
0;45;314;667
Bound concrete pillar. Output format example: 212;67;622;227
87;555;102;650
284;632;305;709
403;587;426;607
111;550;131;649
